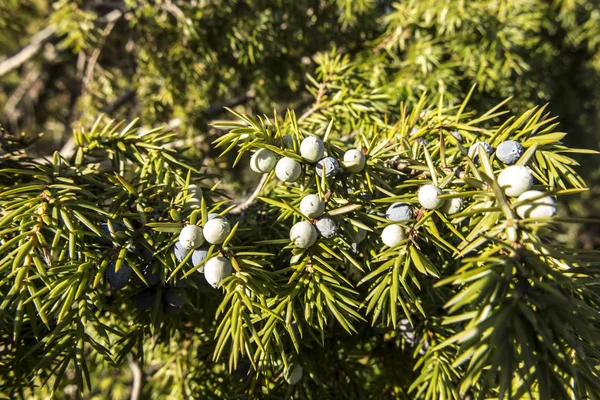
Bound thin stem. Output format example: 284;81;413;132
230;173;269;214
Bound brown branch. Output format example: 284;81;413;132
230;173;269;214
297;74;331;122
128;354;143;400
82;9;123;93
0;25;57;78
3;67;42;123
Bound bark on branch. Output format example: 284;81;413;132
0;25;57;78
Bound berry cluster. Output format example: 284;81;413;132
174;191;234;289
245;132;556;256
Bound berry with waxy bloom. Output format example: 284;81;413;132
207;212;222;221
106;262;131;290
250;148;277;173
315;156;339;179
174;241;189;263
186;184;203;208
316;217;337;238
386;202;413;222
204;256;233;288
440;192;463;215
299;194;325;218
275;157;302;182
178;225;204;250
164;287;185;307
515;190;557;219
418;184;445;210
498;165;533;197
285;365;303;385
203;218;231;244
496;140;524;165
468;141;494;163
290;221;317;248
300;136;325;163
381;224;406;247
343;149;366;172
450;130;463;143
192;248;208;272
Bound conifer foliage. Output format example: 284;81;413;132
1;1;600;399
1;53;599;398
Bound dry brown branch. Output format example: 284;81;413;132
0;25;57;77
82;9;123;93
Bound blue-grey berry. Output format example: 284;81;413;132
192;248;209;271
99;221;122;235
385;202;413;222
164;287;185;307
496;140;524;164
316;217;337;239
450;131;463;143
208;213;222;221
367;208;386;218
164;303;183;315
174;241;189;263
99;221;122;245
468;141;494;163
134;245;153;264
106;262;131;290
134;289;155;311
143;264;161;286
315;157;339;179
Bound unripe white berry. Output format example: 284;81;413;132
285;365;303;385
498;165;534;197
188;184;202;198
290;221;317;248
203;218;231;244
299;194;325;218
250;148;277;173
515;190;557;219
275;157;302;182
300;136;325;162
343;149;366;172
204;256;233;288
178;225;204;249
381;224;406;247
186;184;203;208
440;192;463;215
418;184;445;209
